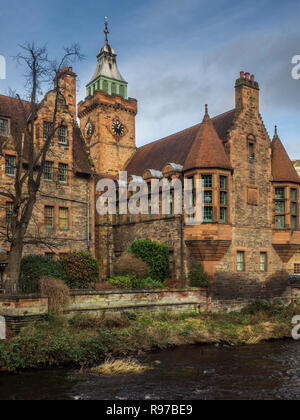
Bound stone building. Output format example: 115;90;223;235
0;25;299;300
0;69;95;263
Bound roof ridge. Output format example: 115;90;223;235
135;108;236;152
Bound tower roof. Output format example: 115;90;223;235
183;106;232;172
271;127;300;184
88;17;127;85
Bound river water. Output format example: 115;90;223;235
0;340;299;400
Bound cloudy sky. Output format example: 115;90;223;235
0;0;299;157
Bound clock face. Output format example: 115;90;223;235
112;119;125;137
85;122;93;137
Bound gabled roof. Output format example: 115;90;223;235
183;107;232;172
72;124;94;175
271;128;300;184
125;109;235;176
0;94;93;176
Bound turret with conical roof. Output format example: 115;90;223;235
271;126;300;184
86;17;128;99
183;105;232;172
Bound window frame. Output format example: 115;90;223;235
44;206;54;229
43;121;54;142
0;118;9;136
6;202;13;226
5;154;16;177
274;187;286;229
58;163;68;184
237;251;246;272
259;252;268;272
59;207;69;230
58;125;68;145
44;161;54;181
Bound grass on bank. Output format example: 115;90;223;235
91;358;153;376
0;300;299;372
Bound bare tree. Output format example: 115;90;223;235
0;42;83;293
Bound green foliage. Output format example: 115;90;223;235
132;277;164;290
60;251;99;289
241;300;287;317
128;239;169;282
188;265;209;287
108;275;164;290
1;304;297;372
108;275;134;289
20;255;66;293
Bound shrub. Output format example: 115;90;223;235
60;251;99;289
39;277;70;315
241;300;286;317
95;282;117;291
20;255;66;293
164;278;182;289
108;275;134;289
114;252;150;279
128;239;169;282
188;265;209;287
132;277;164;290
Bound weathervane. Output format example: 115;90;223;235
104;16;109;42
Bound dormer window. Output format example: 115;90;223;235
0;118;9;136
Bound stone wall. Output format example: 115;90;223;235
113;216;194;282
213;79;286;299
1;286;299;329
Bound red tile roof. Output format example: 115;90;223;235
183;107;232;172
271;129;300;184
125;109;235;176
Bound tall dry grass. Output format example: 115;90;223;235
39;276;70;314
91;358;153;376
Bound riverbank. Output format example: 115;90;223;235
0;300;299;372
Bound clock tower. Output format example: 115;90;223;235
78;18;137;175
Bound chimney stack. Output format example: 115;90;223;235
54;67;77;119
235;71;260;111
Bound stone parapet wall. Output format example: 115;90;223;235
0;286;299;329
67;288;209;316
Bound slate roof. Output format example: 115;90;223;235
125;109;236;176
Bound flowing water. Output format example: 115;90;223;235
0;340;299;400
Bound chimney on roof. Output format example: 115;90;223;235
54;66;77;119
235;71;260;112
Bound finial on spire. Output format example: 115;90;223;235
203;104;210;122
274;125;278;136
104;16;109;42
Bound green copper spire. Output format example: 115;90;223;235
86;17;128;99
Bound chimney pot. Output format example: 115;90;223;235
250;74;255;81
245;72;250;80
240;71;245;79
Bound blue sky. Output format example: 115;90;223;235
0;0;299;157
